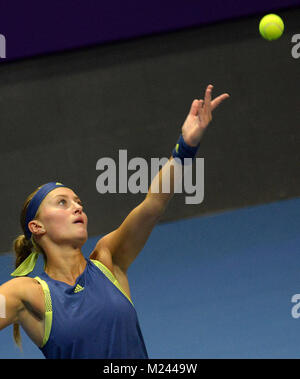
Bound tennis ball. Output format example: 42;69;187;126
259;14;284;41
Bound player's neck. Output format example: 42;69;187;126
44;249;86;285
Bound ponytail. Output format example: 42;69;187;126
12;234;33;349
11;184;46;349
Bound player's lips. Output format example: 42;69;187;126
73;217;84;224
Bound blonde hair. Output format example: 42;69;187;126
12;184;46;348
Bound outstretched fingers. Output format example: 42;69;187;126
211;93;230;111
203;84;213;110
190;86;230;117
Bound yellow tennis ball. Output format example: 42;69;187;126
259;14;284;41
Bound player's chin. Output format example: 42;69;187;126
72;228;88;242
78;229;88;239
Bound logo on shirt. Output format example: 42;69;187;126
74;284;84;293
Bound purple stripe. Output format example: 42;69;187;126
0;0;299;62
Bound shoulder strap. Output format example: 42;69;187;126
34;276;53;348
90;259;134;307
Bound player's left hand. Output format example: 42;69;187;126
181;84;230;146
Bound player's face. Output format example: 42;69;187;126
36;187;88;245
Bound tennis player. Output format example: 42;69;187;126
0;85;229;358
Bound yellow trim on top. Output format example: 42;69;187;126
34;276;53;348
90;259;134;307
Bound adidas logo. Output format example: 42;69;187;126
74;284;84;293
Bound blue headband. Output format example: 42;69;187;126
24;182;67;240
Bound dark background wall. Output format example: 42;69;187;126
0;7;299;253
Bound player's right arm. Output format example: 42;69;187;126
0;279;25;330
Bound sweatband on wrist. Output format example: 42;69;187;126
172;134;200;165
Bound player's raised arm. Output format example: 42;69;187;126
93;85;230;272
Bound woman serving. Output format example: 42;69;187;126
0;85;229;358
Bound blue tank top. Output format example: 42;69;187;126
34;258;148;359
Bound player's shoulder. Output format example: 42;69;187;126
10;276;40;285
0;276;41;296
